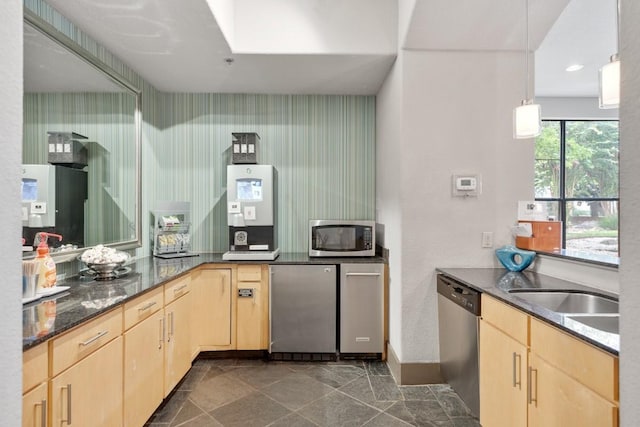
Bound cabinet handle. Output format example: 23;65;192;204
36;399;47;427
78;330;108;347
138;301;157;312
173;284;188;294
345;272;381;277
62;384;72;424
527;366;538;406
159;318;164;349
512;352;522;389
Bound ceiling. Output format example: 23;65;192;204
32;0;617;97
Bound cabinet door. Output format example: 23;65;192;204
237;265;268;350
479;319;528;427
528;352;618;427
165;293;192;396
191;268;232;349
51;336;123;427
22;382;47;427
123;309;165;427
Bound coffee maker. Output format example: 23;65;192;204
222;164;279;260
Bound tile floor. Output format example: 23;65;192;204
145;357;480;427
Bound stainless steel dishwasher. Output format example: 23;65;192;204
269;264;337;355
437;273;481;417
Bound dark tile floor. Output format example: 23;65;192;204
145;358;480;427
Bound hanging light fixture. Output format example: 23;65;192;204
599;0;620;109
513;0;541;139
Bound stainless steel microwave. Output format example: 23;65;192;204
309;220;375;257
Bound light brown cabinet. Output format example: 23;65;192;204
22;382;47;427
50;335;123;426
123;287;164;427
236;264;269;350
191;267;233;353
22;344;48;427
479;295;619;427
164;287;192;396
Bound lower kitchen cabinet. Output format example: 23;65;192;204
479;295;619;427
50;336;123;426
191;267;232;352
479;319;528;427
123;287;165;427
236;264;269;350
164;287;192;396
22;382;47;427
528;352;617;427
22;344;48;427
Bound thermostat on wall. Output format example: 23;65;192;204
452;174;481;197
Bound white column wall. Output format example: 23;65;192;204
0;0;23;424
619;0;640;425
398;50;533;361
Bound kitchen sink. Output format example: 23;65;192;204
565;314;619;335
508;290;618;314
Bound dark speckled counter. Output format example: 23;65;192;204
23;253;385;350
436;268;619;355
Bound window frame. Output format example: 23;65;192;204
534;119;619;263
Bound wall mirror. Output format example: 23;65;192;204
22;9;142;260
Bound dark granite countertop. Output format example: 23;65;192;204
436;268;619;356
22;253;385;351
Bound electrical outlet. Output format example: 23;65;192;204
482;232;493;248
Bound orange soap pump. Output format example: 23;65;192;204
34;232;63;291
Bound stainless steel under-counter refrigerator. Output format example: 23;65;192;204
269;264;337;354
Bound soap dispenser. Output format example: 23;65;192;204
34;232;62;291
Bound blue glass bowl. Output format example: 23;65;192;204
495;245;536;272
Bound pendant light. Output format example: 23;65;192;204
599;0;620;109
513;0;541;139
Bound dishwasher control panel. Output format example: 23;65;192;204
436;274;481;315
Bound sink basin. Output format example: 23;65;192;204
566;315;619;334
508;291;618;314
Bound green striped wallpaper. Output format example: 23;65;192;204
155;93;376;253
25;0;376;256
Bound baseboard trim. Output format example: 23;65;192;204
386;343;443;385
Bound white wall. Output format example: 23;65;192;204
538;96;619;119
377;48;534;362
619;0;640;424
0;0;23;424
376;51;404;359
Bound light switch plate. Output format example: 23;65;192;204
30;202;46;214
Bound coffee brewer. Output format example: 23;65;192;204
222;164;279;260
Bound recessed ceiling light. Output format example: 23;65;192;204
565;64;584;72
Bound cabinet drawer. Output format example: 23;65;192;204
23;344;48;393
51;307;123;376
531;318;618;402
237;265;263;282
124;287;164;331
164;275;191;305
481;295;528;345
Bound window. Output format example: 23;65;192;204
534;120;619;259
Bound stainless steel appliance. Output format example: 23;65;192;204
223;164;279;260
340;263;384;354
309;220;375;257
269;265;337;355
437;274;481;417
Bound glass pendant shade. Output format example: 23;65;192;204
599;56;620;109
513;102;542;139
